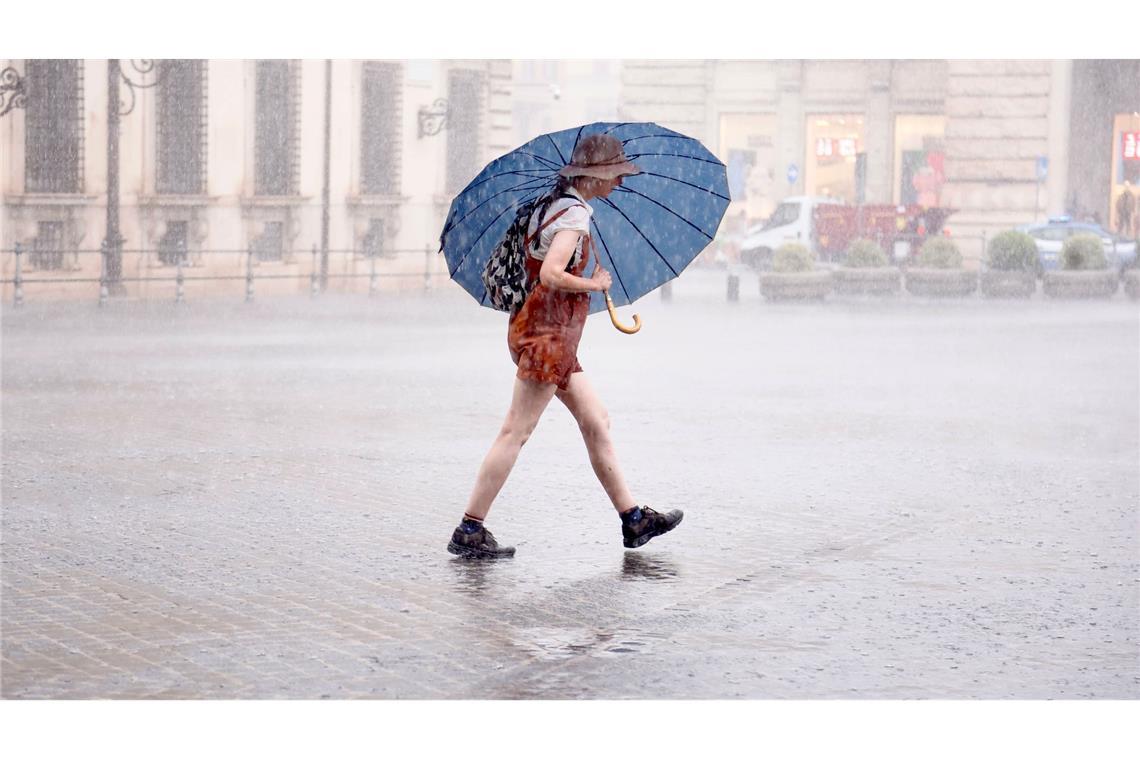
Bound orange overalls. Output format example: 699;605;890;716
507;204;592;391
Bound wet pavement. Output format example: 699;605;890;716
2;270;1138;698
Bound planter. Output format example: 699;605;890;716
1042;270;1119;299
1123;270;1140;300
833;267;901;296
759;270;832;301
980;270;1037;299
904;268;978;297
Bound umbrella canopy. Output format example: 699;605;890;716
440;121;730;314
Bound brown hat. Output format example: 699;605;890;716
558;133;641;180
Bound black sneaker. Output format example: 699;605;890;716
447;522;516;559
621;505;683;549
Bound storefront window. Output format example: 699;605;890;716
719;113;778;224
1110;112;1140;238
893;115;946;208
804;115;864;204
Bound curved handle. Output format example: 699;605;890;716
604;291;642;335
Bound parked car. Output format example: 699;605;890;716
1016;217;1138;274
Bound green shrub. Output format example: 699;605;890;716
772;243;815;273
915;237;963;269
1061;234;1108;270
986;230;1038;271
844;238;888;268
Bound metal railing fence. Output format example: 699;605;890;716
2;243;448;307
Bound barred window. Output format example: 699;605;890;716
157;221;189;266
360;62;401;196
361;218;387;258
25;60;84;193
31;221;65;270
156;60;207;195
252;221;285;262
446;69;484;193
254;60;300;196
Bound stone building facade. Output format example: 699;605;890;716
619;59;1140;263
1;59;512;300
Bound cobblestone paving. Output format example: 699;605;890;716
3;272;1138;698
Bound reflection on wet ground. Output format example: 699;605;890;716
447;556;501;596
620;551;680;582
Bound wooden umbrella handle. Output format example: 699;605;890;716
604;291;642;335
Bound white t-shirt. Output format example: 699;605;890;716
526;188;593;266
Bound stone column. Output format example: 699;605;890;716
863;61;893;204
776;61;804;196
1046;60;1072;218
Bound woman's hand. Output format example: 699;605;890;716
590;265;613;293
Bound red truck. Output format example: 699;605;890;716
740;196;957;268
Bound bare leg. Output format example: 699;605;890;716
556;372;637;513
463;377;558;521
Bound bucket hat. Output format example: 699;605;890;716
558;133;641;180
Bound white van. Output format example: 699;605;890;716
740;196;843;269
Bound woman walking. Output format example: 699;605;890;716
447;134;683;559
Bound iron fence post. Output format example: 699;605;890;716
99;241;109;307
13;242;24;307
369;249;377;298
175;254;185;304
310;244;319;298
245;246;254;303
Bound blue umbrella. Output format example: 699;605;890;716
439;121;730;325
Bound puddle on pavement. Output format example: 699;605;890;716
510;626;669;661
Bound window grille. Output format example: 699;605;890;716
361;218;388;258
446;69;485;193
157;221;190;266
254;60;300;196
30;221;65;270
360;62;402;196
252;221;285;262
156;60;207;195
24;60;84;193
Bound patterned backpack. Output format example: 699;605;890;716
481;193;580;313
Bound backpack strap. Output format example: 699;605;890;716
523;200;586;252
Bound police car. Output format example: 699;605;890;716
1016;217;1138;274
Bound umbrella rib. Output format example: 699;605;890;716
441;175;554;242
546;134;568;165
611;185;719;241
447;187;547;277
599;197;679;278
620;133;693;144
588;216;632;305
631;171;732;203
623;151;725;167
624;152;724;167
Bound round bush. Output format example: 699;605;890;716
915;237;963;269
1061;234;1108;270
844;238;888;268
986;230;1038;271
772;243;815;273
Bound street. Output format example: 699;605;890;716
2;271;1138;698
